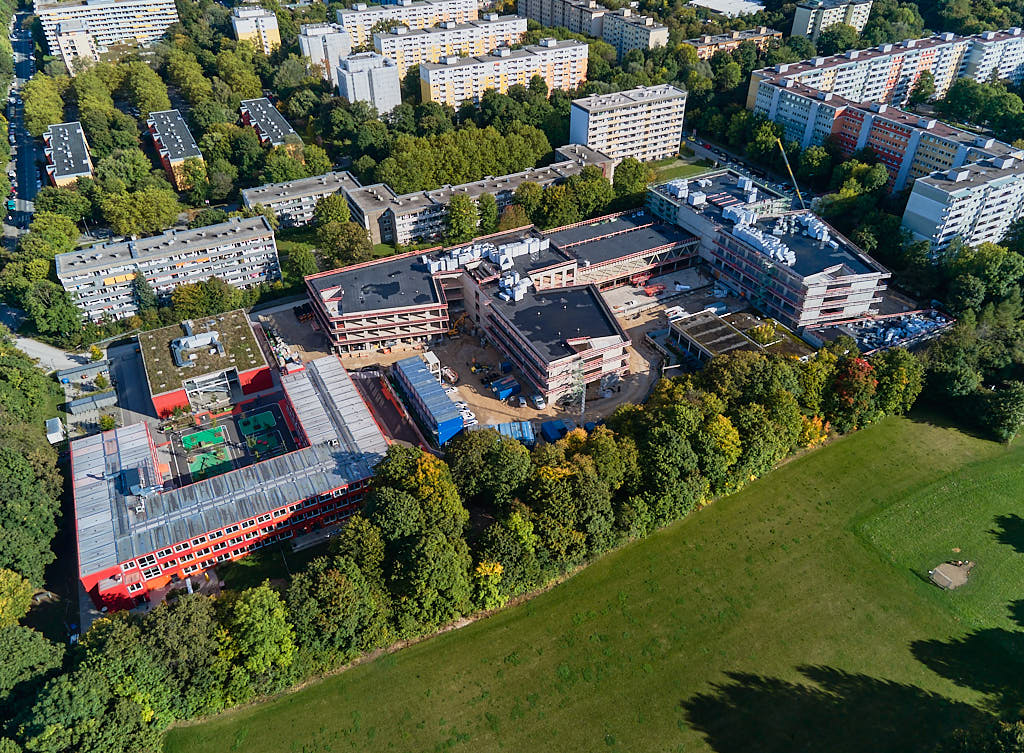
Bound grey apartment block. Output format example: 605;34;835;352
55;217;280;322
43;121;93;186
242;171;363;227
337;52;402;114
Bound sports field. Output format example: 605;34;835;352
181;426;226;451
165;416;1024;753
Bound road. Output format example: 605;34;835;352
107;342;156;418
5;13;39;239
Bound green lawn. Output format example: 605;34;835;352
217;540;332;592
165;416;1023;753
654;160;711;181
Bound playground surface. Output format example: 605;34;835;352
181;426;227;452
239;411;276;436
188;446;234;480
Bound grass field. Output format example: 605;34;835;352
165;416;1024;753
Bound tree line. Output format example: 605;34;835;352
0;343;924;753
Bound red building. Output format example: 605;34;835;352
72;356;388;610
138;310;274;418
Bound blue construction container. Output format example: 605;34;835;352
393;356;464;445
490;375;515;392
500;360;514;373
494;379;521;401
540;419;569;443
493;420;536;447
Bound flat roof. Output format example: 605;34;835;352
571;85;685;114
493;285;624;362
55;216;274;278
394;355;463;428
687;0;765;16
375;14;523;40
137;310;267;396
683;26;779;45
914;157;1024;192
544;210;696;265
72;360;387;577
240;98;298;146
43;121;91;180
307;253;442;314
797;0;870;8
420;39;586;72
242;171;362;207
748;213;875;278
147;109;202;162
673;310;759;357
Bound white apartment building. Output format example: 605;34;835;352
55;217;281;322
419;38;588;106
791;0;872;40
43;121;93;187
54;19;97;74
516;0;605;37
337;0;479;48
569;85;686;162
241;172;363;227
34;0;179;53
903;157;1024;252
299;23;352;85
373;14;527;77
231;6;281;55
337;53;402;114
964;27;1024;85
601;9;668;59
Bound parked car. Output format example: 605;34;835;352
530;394;546;409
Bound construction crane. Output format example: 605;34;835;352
775;137;806;210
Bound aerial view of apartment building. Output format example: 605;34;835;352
230;5;281;55
53;19;97;72
648;171;889;329
34;0;179;52
42;121;93;187
337;0;479;47
419;38;588;106
336;52;402;113
54;216;281;322
242;172;363;228
516;0;666;57
240;97;299;146
683;27;782;59
570;85;687;162
298;23;352;85
147;109;203;191
791;0;872;40
600;9;668;58
374;14;527;76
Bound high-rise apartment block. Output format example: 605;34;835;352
373;14;527;77
600;9;668;58
337;0;479;47
337;53;402;114
43;121;93;187
35;0;179;54
791;0;872;40
748;28;1024;250
298;23;352;85
54;19;97;73
516;0;666;58
903;158;1024;251
569;85;686;162
419;38;587;106
683;27;781;60
55;217;281;322
231;6;281;55
147;110;203;191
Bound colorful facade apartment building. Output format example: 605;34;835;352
306;212;696;398
72;355;388;610
373;14;528;77
42;121;93;187
146;109;203;191
647;171;890;329
34;0;179;53
337;0;479;47
569;85;687;162
230;5;281;55
419;38;588;106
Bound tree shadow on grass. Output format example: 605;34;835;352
990;514;1024;555
681;665;988;753
912;628;1024;719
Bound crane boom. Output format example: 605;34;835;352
775;137;806;210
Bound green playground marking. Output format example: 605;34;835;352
188;446;233;480
239;411;277;436
182;426;227;451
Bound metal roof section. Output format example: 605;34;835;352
240;97;299;146
42;121;92;181
147;109;202;162
72;357;387;578
394;354;463;430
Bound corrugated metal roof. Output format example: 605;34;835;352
394;355;463;427
72;357;388;578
